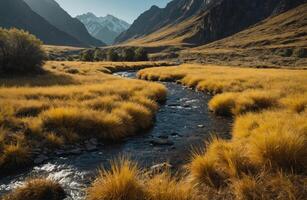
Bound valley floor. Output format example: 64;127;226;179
1;61;306;200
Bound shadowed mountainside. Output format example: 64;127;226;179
116;0;306;47
0;0;84;47
24;0;105;47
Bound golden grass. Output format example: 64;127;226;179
87;158;145;200
0;61;167;173
2;178;66;200
87;158;199;200
138;64;307;116
136;64;307;199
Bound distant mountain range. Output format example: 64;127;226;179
115;0;306;46
76;13;130;45
24;0;105;47
0;0;83;47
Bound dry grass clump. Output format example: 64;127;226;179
0;61;167;173
137;64;306;199
87;158;145;200
138;64;307;116
2;178;66;200
231;173;304;200
87;158;200;200
208;90;280;116
47;61;174;75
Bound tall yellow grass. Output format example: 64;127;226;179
136;64;307;199
2;178;66;200
0;61;167;173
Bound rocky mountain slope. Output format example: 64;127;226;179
116;0;306;46
0;0;83;46
76;13;130;45
180;3;307;67
24;0;105;47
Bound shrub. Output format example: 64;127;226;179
94;48;106;61
80;49;94;61
135;48;148;61
293;48;307;58
3;179;66;200
122;48;135;61
87;158;145;200
0;28;45;73
277;48;293;57
107;49;119;61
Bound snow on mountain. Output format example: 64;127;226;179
76;13;130;44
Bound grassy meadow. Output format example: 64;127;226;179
3;63;307;200
0;61;167;174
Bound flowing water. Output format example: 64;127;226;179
0;71;231;199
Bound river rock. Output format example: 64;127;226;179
149;163;172;175
34;155;48;164
150;138;174;146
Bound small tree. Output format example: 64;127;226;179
107;49;119;61
122;48;135;61
135;47;148;61
93;48;106;61
80;49;94;61
0;28;45;73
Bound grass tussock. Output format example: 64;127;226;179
87;158;145;200
2;178;66;200
138;64;307;116
0;61;167;173
136;64;307;199
87;158;200;200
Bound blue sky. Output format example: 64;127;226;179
55;0;172;23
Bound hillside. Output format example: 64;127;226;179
181;3;307;68
0;0;83;46
24;0;105;47
76;13;130;44
116;0;306;47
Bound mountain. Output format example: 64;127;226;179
0;0;83;46
24;0;105;47
181;3;307;67
76;13;130;45
115;0;306;46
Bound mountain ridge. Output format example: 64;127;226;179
0;0;84;47
76;12;130;44
115;0;306;47
24;0;105;47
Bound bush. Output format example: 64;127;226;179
80;49;94;61
135;47;148;61
94;48;106;61
277;48;293;57
293;48;307;58
3;179;66;200
121;48;135;61
107;49;119;61
0;28;45;73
